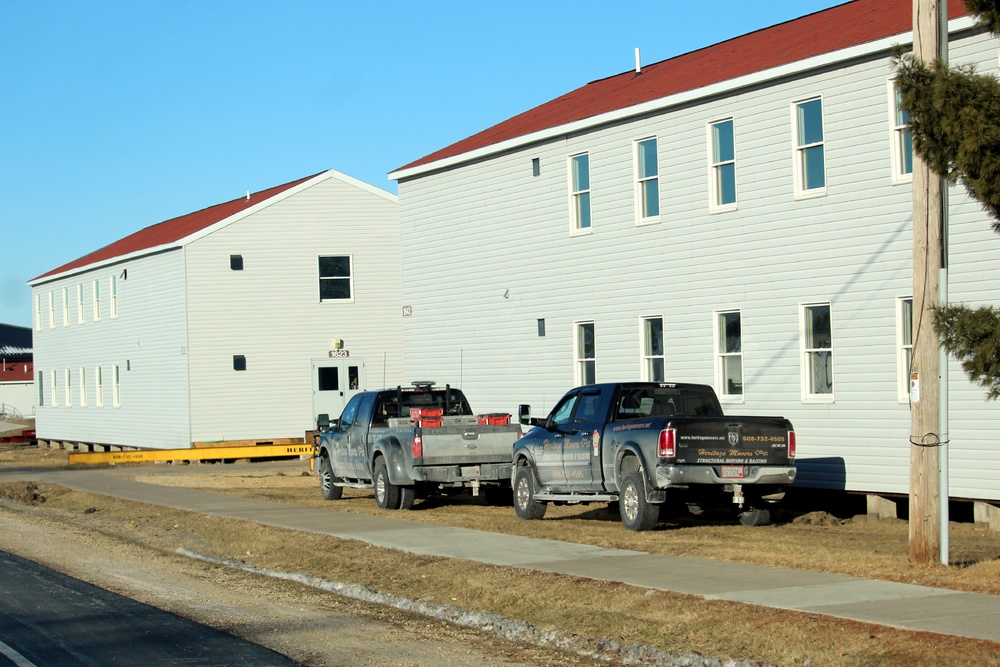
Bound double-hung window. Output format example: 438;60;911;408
801;303;834;400
77;284;84;323
113;364;121;407
794;97;826;196
93;279;101;321
62;287;69;326
890;82;913;182
79;367;87;407
64;368;72;407
36;371;44;407
635;138;659;222
95;366;104;407
715;310;743;398
641;316;665;382
709;118;737;211
574;321;596;385
897;297;914;402
48;292;54;329
569;153;592;233
318;256;353;301
110;275;119;319
51;369;58;407
34;295;41;331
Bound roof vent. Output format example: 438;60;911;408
635;47;641;75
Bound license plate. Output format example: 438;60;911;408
721;466;745;479
461;466;482;477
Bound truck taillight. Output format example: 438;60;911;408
658;428;676;458
788;431;796;460
412;433;423;458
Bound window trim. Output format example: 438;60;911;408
714;309;745;403
792;96;827;199
79;367;87;407
574;320;597;385
633;137;660;225
62;287;69;327
708;117;738;213
888;79;914;184
51;369;58;407
112;364;121;407
34;294;41;331
76;283;84;324
800;302;835;402
64;367;72;407
36;370;44;407
897;296;914;403
568;152;592;235
47;291;54;329
110;274;118;319
92;279;101;321
95;366;104;408
318;255;355;303
640;315;665;382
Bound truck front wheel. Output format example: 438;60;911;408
513;465;546;520
319;456;343;501
619;470;659;531
373;457;400;510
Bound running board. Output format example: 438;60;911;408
535;493;618;503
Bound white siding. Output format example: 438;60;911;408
31;251;191;448
397;28;1000;500
185;173;404;442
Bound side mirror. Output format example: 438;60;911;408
317;414;330;431
518;404;532;425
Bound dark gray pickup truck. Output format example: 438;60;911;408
312;383;522;509
512;382;796;530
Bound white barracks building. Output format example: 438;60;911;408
390;0;1000;504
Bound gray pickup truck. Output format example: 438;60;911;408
512;382;796;530
313;383;522;509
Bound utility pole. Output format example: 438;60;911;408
909;0;945;564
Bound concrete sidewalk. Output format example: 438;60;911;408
7;466;999;644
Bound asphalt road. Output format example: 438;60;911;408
0;550;301;667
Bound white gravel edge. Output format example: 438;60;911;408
177;548;774;667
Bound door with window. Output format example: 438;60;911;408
311;358;365;425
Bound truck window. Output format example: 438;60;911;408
574;393;602;423
615;386;722;420
549;395;579;426
338;394;364;430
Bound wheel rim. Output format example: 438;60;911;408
375;471;386;504
622;482;639;522
320;469;331;493
515;475;530;509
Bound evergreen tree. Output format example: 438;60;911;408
893;0;1000;400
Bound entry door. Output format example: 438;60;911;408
311;358;365;424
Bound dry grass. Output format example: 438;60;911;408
5;481;999;667
135;465;1000;595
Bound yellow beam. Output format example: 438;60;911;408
68;444;315;466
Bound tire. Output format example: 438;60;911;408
373;457;399;510
397;484;416;511
512;464;546;520
739;507;772;527
318;456;343;501
619;470;659;531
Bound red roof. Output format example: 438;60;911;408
396;0;968;174
33;171;325;282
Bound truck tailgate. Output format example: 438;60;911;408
670;416;792;466
420;425;520;466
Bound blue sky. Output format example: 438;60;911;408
1;0;845;328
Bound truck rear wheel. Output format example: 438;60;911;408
373;457;400;510
319;456;343;501
397;485;416;511
619;470;659;531
513;464;546;520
